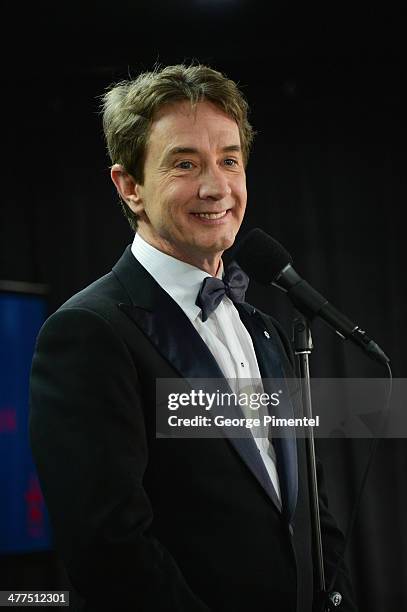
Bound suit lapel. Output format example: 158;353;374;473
112;247;284;511
235;304;299;522
113;247;226;381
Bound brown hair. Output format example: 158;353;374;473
101;63;255;231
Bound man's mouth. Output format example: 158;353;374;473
191;211;228;220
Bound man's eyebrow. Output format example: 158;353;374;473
162;144;242;162
221;145;242;153
165;147;199;158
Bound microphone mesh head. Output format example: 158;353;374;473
233;228;293;285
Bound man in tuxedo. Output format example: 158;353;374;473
29;64;357;611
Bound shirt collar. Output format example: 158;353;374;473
131;233;223;322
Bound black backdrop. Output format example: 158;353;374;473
1;2;406;610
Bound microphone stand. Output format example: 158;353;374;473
293;314;342;611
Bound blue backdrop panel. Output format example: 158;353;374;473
0;292;52;553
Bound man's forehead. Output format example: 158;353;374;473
148;100;241;158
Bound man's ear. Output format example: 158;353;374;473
110;164;144;216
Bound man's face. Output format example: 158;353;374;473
129;99;247;271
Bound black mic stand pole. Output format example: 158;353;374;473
293;314;342;611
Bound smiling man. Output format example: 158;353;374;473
29;64;357;611
111;99;247;275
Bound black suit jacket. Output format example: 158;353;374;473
29;246;357;612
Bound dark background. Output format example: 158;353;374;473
1;2;406;610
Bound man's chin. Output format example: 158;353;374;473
196;233;237;253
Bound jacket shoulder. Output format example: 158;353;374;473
61;270;127;311
35;270;131;347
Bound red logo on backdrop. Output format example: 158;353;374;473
0;407;17;432
25;474;45;538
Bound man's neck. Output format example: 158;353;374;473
136;230;222;276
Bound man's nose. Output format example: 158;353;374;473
198;165;232;201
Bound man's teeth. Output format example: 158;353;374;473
194;211;227;219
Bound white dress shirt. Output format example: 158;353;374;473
131;233;281;501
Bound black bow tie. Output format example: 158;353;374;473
195;261;249;322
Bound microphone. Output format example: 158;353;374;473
233;228;390;365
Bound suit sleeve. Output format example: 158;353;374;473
29;306;210;612
315;457;359;612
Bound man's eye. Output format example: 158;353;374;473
176;161;194;169
224;158;238;166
